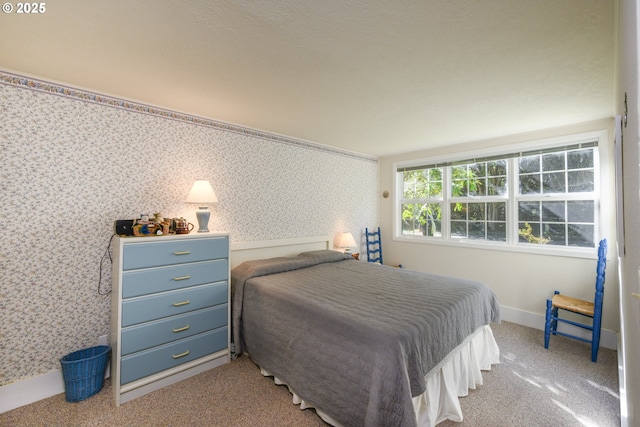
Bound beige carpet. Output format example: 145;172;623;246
0;321;619;426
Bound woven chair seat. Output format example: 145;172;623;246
551;294;594;316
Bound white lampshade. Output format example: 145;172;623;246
186;180;218;233
185;180;218;204
336;232;357;253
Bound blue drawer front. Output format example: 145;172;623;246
122;259;228;298
120;305;228;356
122;282;228;327
120;328;228;385
123;237;229;270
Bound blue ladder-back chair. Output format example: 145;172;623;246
544;238;607;362
365;227;383;264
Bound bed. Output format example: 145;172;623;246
230;236;500;426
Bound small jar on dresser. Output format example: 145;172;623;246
111;231;230;406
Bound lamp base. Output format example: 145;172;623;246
195;207;210;232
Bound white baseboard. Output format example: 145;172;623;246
0;369;65;413
0;359;110;414
499;305;618;350
0;306;618;414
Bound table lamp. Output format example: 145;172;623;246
185;180;218;232
336;232;357;254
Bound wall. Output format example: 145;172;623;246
617;0;640;425
378;120;619;339
0;72;378;390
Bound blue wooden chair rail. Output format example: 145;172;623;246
544;238;607;362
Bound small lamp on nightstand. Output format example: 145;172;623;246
186;180;218;232
336;232;357;255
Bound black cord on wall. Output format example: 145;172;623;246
98;234;116;295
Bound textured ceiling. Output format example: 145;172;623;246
0;0;614;157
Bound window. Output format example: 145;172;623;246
401;167;443;237
396;137;601;251
516;149;596;247
450;160;508;242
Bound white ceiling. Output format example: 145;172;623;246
0;0;614;157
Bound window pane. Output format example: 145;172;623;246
543;172;566;193
568;224;594;247
428;182;442;197
487;202;506;221
429;171;443;197
450;203;466;220
567;149;593;170
487;176;506;196
403;171;421;198
401;203;420;235
543;153;565;171
451;179;468;197
488;160;507;176
518;222;542;243
520;174;541;194
452;165;467;176
518;201;540;222
545;223;566;245
568;170;594;192
542;201;565;222
468;203;485;221
567;200;594;223
469;178;486;196
469;222;485;239
430;168;443;181
487;223;506;241
423;204;442;237
451;221;467;238
519;156;540;174
470;163;486;177
401;203;442;236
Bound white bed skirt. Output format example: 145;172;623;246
259;324;500;427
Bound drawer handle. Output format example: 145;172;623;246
172;325;190;333
172;350;190;359
172;275;191;281
173;251;191;255
172;300;190;307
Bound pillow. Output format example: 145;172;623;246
297;249;353;262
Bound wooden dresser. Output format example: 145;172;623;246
111;232;229;405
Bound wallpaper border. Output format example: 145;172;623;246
0;70;377;163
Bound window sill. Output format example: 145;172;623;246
393;235;599;259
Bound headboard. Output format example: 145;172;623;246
229;235;333;269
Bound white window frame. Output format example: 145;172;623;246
393;130;611;259
447;160;510;242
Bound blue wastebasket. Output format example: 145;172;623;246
60;345;111;402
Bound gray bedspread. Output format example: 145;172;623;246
231;250;500;427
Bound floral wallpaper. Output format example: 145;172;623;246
0;71;378;386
